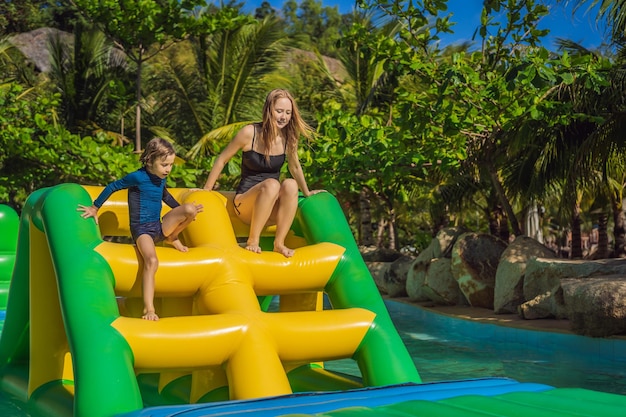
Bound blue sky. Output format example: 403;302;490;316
241;0;609;50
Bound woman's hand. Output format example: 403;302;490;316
306;189;327;197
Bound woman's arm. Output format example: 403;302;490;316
203;125;254;190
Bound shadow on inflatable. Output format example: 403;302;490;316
0;184;625;417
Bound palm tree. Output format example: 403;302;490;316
144;14;290;163
47;23;130;141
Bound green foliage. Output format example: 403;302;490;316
71;0;204;53
282;0;343;56
0;83;200;210
0;0;59;35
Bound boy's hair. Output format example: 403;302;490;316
140;138;175;166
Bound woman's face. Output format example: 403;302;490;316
272;97;292;129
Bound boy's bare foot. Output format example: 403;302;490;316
166;237;188;252
274;245;294;258
142;310;159;321
245;244;262;254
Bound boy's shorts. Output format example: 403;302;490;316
131;221;165;243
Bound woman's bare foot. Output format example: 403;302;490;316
166;237;188;252
142;310;159;321
274;245;294;258
245;243;262;254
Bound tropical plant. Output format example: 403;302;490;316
70;0;206;153
46;22;132;143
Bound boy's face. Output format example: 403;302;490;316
147;153;175;179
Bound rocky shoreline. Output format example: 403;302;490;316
367;228;626;338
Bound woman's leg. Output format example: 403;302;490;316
135;235;159;321
270;178;299;257
161;203;199;251
234;179;281;253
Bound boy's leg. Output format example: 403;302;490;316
135;234;159;321
161;203;200;251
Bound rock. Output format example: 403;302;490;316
361;247;403;262
451;232;507;309
406;258;429;302
561;276;626;337
406;227;465;302
432;227;467;258
494;236;557;314
518;289;563;319
523;258;626;302
366;262;392;294
9;28;72;73
422;258;461;305
383;255;413;297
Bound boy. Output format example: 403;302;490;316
78;138;203;320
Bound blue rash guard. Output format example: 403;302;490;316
93;167;180;234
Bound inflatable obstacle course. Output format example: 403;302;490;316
0;183;419;416
1;184;626;417
0;204;18;310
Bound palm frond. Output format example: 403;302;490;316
186;121;251;160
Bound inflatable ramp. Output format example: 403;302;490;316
0;204;18;310
1;184;625;417
118;378;626;417
0;183;419;416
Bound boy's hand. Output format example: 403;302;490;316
77;204;99;224
193;202;204;216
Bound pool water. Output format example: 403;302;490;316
1;300;625;416
325;300;626;395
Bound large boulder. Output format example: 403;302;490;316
367;262;392;294
451;232;507;309
382;255;413;297
421;258;461;305
521;258;626;318
406;227;464;301
361;246;403;262
406;257;429;301
561;276;626;337
364;249;411;297
518;288;563;319
494;236;557;314
431;227;467;259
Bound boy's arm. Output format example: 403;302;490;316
162;188;180;209
93;174;135;208
77;204;100;224
79;172;137;224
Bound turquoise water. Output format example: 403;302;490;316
325;300;626;395
1;300;626;416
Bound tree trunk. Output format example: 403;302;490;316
597;212;609;259
570;202;583;259
134;47;144;153
499;210;510;243
488;206;500;236
388;208;397;250
613;197;626;258
376;218;387;248
487;166;522;236
430;200;450;236
359;188;374;246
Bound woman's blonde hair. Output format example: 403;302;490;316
140;137;175;166
260;89;314;160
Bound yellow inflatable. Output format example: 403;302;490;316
0;184;420;417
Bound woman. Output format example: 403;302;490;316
203;89;324;257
